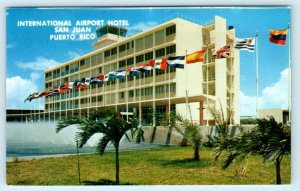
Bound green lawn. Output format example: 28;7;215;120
6;146;291;185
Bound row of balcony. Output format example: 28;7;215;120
46;34;176;82
45;92;176;112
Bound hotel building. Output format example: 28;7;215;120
44;16;240;125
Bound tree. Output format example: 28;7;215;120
174;114;202;161
56;108;138;185
215;116;291;184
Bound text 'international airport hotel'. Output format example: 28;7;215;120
44;16;240;126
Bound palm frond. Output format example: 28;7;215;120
263;137;287;164
75;118;107;148
222;152;239;170
96;136;111;155
56;116;82;133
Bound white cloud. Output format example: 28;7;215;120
260;68;288;109
239;92;257;116
6;75;39;109
67;51;82;60
30;72;41;81
240;68;289;116
17;57;61;71
127;21;158;36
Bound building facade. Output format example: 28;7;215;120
258;109;289;124
44;16;240;125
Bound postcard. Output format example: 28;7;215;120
6;7;291;186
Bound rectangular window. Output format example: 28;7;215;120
98;67;102;74
80;98;88;104
91;55;97;66
104;50;110;57
119;44;126;52
136;38;143;46
129;90;134;98
127;57;134;66
155;85;165;94
119;60;126;68
120;92;125;99
136;54;144;63
166;45;176;55
145;52;153;61
127;41;134;49
92;96;97;103
80;60;85;66
145;87;153;95
155;48;165;58
97;95;103;102
166;25;176;36
111;47;117;55
170;83;176;92
144;34;153;47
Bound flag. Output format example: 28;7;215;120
77;78;90;89
98;74;104;81
167;56;185;69
186;49;206;64
59;82;74;93
90;77;103;85
216;45;231;59
137;63;153;73
149;59;155;67
128;67;139;76
90;75;104;85
104;73;111;82
73;80;81;89
24;93;39;102
110;70;126;79
48;88;60;96
104;70;125;81
154;59;167;70
37;89;52;97
269;29;288;46
234;38;255;52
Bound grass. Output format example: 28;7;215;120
6;146;291;185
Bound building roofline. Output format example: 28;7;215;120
44;17;214;73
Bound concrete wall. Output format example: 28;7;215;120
258;109;283;123
134;125;256;145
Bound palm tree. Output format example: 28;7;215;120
174;114;202;161
56;108;138;185
259;117;291;184
215;116;291;184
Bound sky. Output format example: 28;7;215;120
5;7;291;116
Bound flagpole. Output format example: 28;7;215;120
184;50;192;122
255;32;259;117
230;38;234;125
288;23;291;123
126;73;129;122
33;98;35;122
206;47;209;126
168;60;171;123
39;98;41;122
152;61;155;126
185;51;188;119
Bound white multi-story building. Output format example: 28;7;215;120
44;16;240;125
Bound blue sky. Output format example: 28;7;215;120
6;7;291;116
